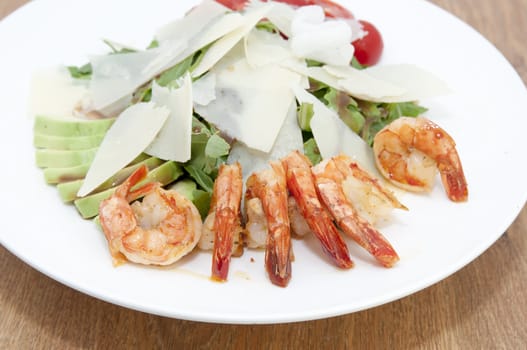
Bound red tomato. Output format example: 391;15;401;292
215;0;353;18
352;20;384;66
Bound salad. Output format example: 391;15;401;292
31;0;467;287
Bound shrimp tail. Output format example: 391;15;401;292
246;162;293;287
283;151;353;269
113;164;157;202
313;157;400;267
210;163;243;282
211;208;238;281
338;216;399;267
267;162;293;287
265;223;292;287
287;173;354;269
438;161;468;202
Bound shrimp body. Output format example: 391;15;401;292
244;197;268;248
99;165;202;266
246;161;292;287
288;196;312;237
312;156;402;267
373;116;468;202
282;151;353;270
203;163;243;282
334;155;407;225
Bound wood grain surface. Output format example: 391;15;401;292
1;0;526;348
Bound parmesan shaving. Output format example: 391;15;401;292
145;74;193;162
244;28;292;68
195;49;301;153
155;0;229;43
364;64;451;101
290;5;354;66
227;99;303;181
191;3;274;77
78;103;169;197
293;86;378;175
192;73;216;106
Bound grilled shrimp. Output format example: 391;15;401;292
200;163;244;282
333;155;407;225
245;161;292;287
99;165;202;266
282;151;353;269
312;155;403;267
373;116;468;202
246;195;310;247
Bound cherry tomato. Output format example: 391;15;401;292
352;20;384;66
215;0;353;18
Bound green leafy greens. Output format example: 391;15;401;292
307;82;427;146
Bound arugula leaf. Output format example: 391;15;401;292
67;38;141;81
255;19;280;34
102;39;137;54
67;63;92;80
323;88;364;133
147;39;159;49
306;59;324;67
307;78;428;146
384;102;428;120
132;83;152;103
184;165;214;193
156;46;210;88
156;55;194;87
183;116;230;193
351;56;366;70
360;101;428;145
205;134;230;158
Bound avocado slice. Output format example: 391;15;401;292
190;189;211;219
56;156;163;202
44;163;91;184
168;179;197;199
57;180;84;202
34;115;115;137
74;161;184;218
168;179;211;219
36;148;98;168
34;133;105;150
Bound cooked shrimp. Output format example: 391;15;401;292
373;116;468;202
99;165;202;266
312;156;401;267
282;151;353;269
201;163;243;282
245;195;310;247
333;155;407;225
245;161;292;287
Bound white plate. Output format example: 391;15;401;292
1;0;526;324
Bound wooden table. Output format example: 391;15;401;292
1;0;526;348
